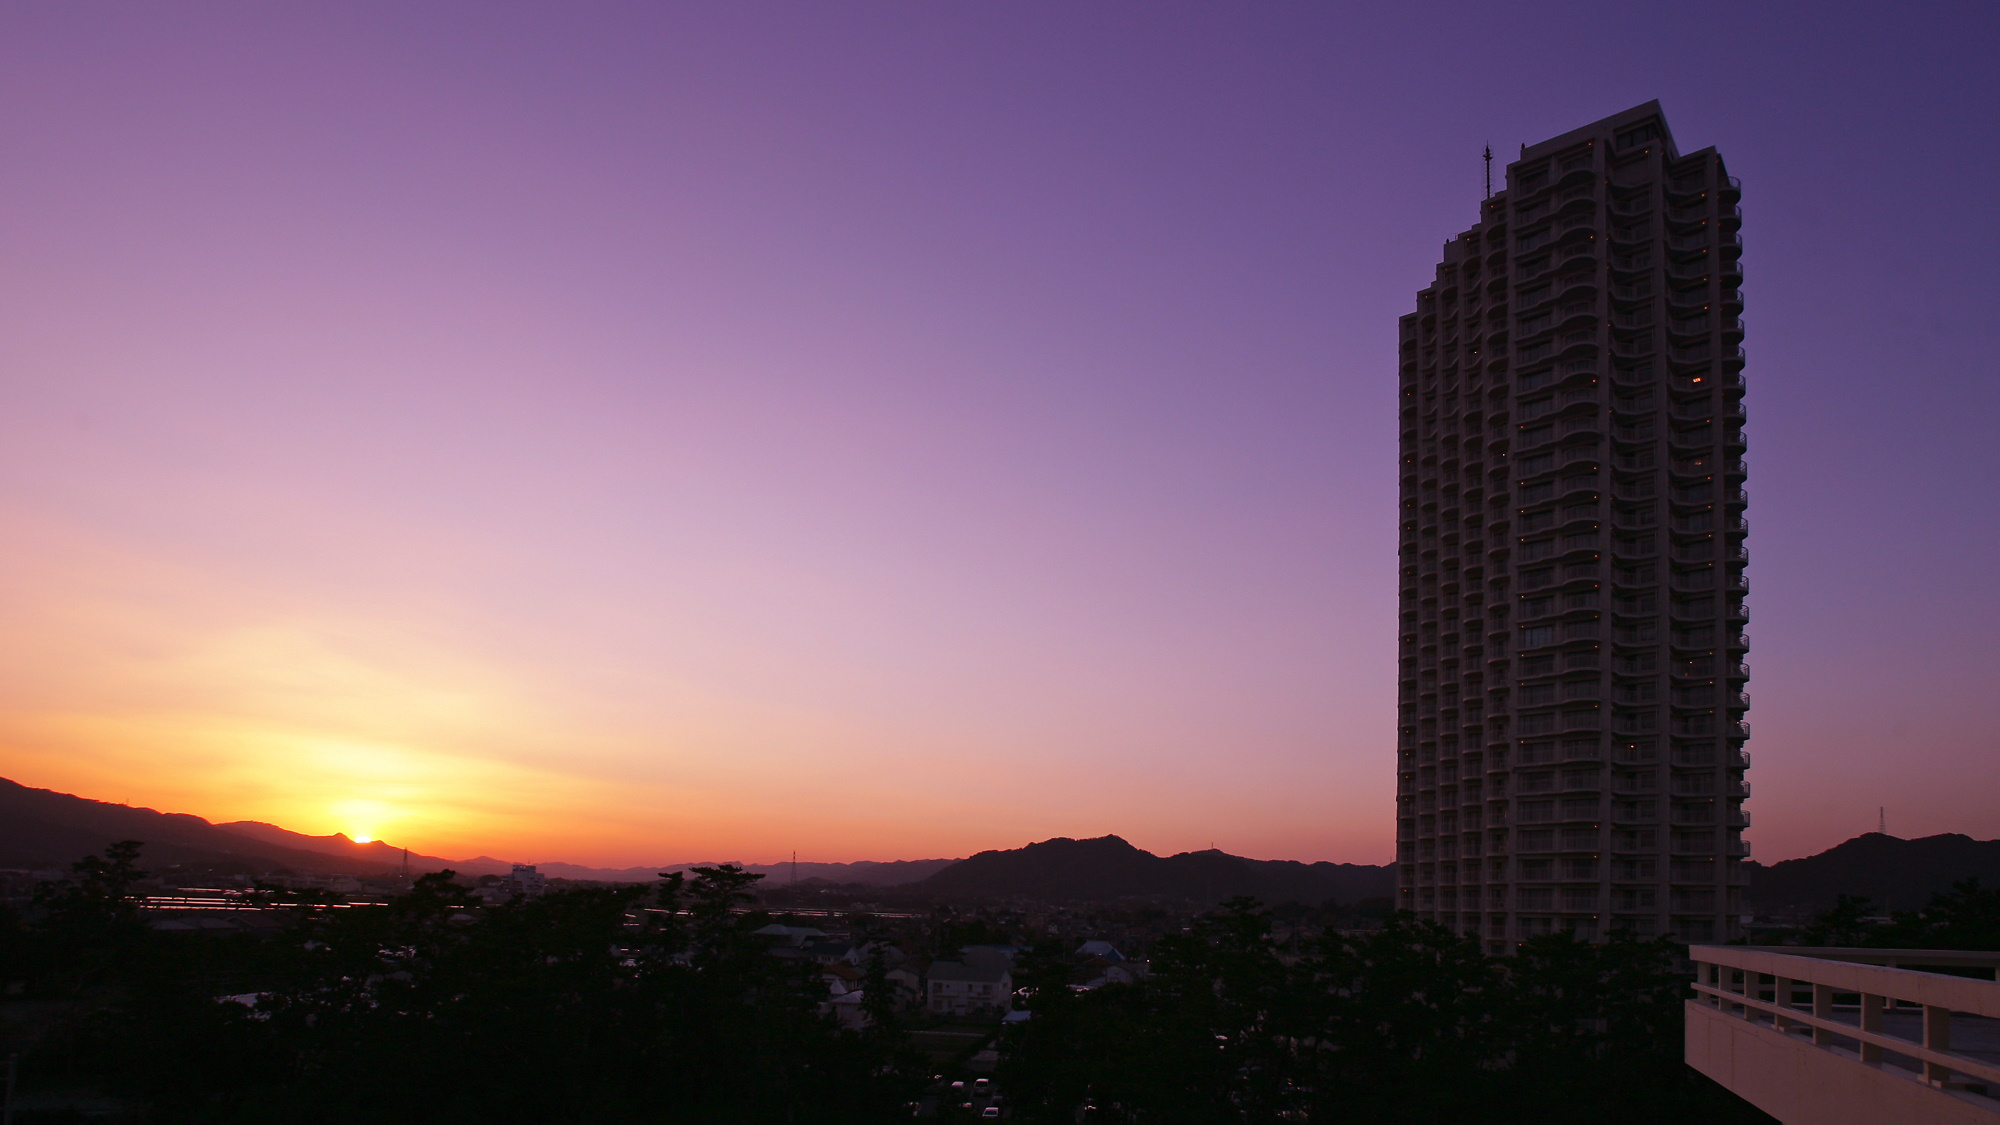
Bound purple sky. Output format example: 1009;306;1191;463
1;2;1996;866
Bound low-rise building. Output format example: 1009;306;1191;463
503;864;546;897
926;959;1013;1018
883;966;924;1009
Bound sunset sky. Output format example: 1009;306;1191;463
3;3;1997;868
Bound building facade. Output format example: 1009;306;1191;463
1395;103;1749;951
926;959;1014;1017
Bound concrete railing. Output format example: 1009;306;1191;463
1687;945;2000;1124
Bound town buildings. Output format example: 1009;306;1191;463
1395;102;1750;951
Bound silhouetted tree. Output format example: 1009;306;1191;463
1877;878;2000;951
1799;893;1879;946
1798;880;2000;951
6;849;916;1123
31;840;152;990
999;903;1773;1125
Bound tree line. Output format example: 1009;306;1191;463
1792;878;2000;950
4;842;912;1123
991;879;1997;1123
27;844;1993;1122
998;901;1770;1124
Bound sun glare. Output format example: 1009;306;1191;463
330;797;396;846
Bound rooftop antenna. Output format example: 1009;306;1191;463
1483;145;1493;199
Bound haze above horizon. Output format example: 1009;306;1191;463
3;3;1997;867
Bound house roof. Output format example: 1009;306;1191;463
753;924;827;944
927;959;1010;984
961;946;1015;972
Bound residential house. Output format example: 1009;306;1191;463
926;959;1013;1018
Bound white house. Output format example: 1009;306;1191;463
925;959;1013;1017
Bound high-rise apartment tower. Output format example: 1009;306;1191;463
1396;103;1748;951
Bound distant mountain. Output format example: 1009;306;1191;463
0;778;406;877
592;858;960;886
0;777;957;887
911;835;1394;905
1748;832;2000;912
424;858;956;886
212;819;489;874
211;824;955;885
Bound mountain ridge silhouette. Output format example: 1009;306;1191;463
914;833;1395;905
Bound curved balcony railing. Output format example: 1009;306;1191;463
1688;946;2000;1120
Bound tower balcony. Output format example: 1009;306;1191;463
1555;183;1597;208
1556;241;1598;268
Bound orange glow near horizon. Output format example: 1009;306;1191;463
0;484;1412;867
0;520;1395;867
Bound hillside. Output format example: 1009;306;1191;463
912;835;1394;905
1748;832;2000;912
0;778;407;877
212;819;492;874
30;777;1999;915
909;831;2000;912
0;777;955;886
